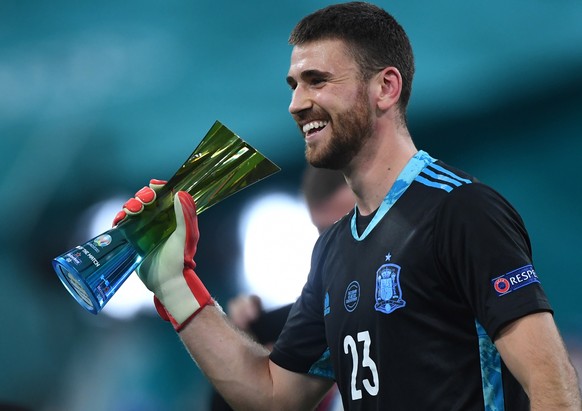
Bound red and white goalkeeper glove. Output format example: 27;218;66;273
113;180;213;331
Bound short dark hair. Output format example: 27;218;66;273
289;2;415;122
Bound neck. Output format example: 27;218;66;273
344;123;417;215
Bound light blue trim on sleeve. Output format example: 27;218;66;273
476;321;505;411
308;347;336;380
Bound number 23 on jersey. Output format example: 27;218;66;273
344;331;380;400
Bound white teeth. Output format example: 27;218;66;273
302;121;329;134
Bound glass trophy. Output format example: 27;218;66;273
52;121;280;314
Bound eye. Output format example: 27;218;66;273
286;76;297;91
310;77;326;87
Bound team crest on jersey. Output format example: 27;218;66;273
375;263;406;314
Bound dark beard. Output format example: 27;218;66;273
306;86;373;170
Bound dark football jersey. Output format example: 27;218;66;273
270;151;552;410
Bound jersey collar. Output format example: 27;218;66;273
350;150;436;241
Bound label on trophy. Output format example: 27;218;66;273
63;230;127;272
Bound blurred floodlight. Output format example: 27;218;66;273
238;192;319;309
79;197;155;320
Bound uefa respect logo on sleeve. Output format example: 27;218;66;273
491;264;540;297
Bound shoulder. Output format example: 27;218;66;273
413;158;528;238
438;181;521;223
433;180;531;258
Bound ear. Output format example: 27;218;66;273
374;67;402;112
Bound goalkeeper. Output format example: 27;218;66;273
113;2;581;410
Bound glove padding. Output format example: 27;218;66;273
114;180;212;331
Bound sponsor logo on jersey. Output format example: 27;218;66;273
375;263;406;314
344;281;360;312
491;264;539;297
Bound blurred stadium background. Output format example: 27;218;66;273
1;1;581;410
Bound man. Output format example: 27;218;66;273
115;2;581;409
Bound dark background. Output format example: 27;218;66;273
1;1;581;410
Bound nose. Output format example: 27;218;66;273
288;85;312;115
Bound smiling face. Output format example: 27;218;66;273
286;39;375;170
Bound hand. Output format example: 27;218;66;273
114;180;213;331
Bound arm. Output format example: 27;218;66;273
179;304;333;411
115;185;332;410
495;312;582;410
434;185;581;408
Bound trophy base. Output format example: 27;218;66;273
52;228;142;314
53;258;102;313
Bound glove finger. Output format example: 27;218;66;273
174;191;199;263
112;179;167;226
135;178;168;204
112;210;127;227
135;186;156;205
149;179;167;190
123;197;146;215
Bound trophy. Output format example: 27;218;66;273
52;121;280;314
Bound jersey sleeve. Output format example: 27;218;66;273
270;235;333;378
434;183;552;339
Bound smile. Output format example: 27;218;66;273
302;120;329;136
